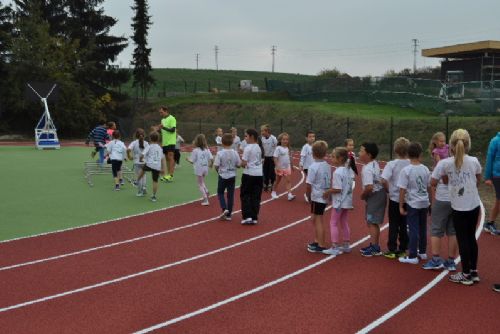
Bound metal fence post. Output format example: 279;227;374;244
310;116;313;131
389;117;394;160
228;80;231;92
346;117;350;138
208;80;211;92
199;119;202;134
280;118;283;133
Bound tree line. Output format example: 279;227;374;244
0;0;153;136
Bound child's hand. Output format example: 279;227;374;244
322;190;330;200
399;207;407;216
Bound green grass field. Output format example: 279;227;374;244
0;146;229;241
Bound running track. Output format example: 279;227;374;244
0;147;498;333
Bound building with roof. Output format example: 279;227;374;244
422;40;500;82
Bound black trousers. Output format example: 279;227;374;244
263;157;275;187
452;206;480;274
387;200;409;252
240;174;263;220
174;149;181;164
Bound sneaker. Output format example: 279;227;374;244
449;272;473;286
287;193;296;201
142;188;147;195
114;185;120;191
418;253;428;260
271;191;278;199
492;284;500;292
361;244;382;257
484;222;498;235
201;198;209;206
383;251;397;259
443;259;457;271
322;247;343;256
341;243;352;253
308;244;326;253
304;193;309;203
119;179;125;186
165;175;173;182
223;214;232;221
399;256;419;264
307;242;319;250
132;180;138;187
252;220;258;225
360;243;373;253
150;195;157;202
422;257;444;270
220;209;230;219
241;218;253;225
136;191;145;197
395;250;407;258
470;271;480;283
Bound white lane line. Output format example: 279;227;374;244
0;170;305;271
0;210;317;313
133;224;389;334
356;202;485;334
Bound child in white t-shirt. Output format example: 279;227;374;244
230;127;241;152
271;132;295;201
306;141;331;253
136;132;165;202
105;130;127;191
397;142;431;264
127;128;150;196
240;129;264;225
381;137;410;259
300;131;316;202
215;127;223;152
323;147;356;256
214;133;241;220
187;134;214;206
440;129;482;285
260;124;278;192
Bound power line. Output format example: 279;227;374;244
214;45;219;71
271;45;277;72
412;38;419;73
195;53;200;70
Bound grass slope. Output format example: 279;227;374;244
0;146;227;241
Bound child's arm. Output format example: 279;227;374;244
399;188;407;215
160;156;166;175
323;188;341;199
127;148;133;160
240;159;247;168
381;178;389;193
306;183;312;202
360;185;373;200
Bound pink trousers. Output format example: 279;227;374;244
330;208;350;243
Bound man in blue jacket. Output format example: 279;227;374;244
484;132;500;235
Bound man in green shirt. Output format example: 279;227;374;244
158;106;177;182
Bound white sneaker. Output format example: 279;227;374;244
136;191;144;197
399;256;419;264
418;253;428;260
252;220;258;225
322;247;342;256
241;218;253;225
304;193;309;203
220;209;229;219
271;191;278;199
201;198;209;206
287;193;296;201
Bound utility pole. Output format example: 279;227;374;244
412;38;419;74
195;53;200;70
271;45;277;73
214;45;219;71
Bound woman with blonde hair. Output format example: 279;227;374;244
440;129;482;286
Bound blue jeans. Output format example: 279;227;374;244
95;146;105;165
406;206;428;258
217;176;236;214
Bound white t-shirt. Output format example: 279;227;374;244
300;143;314;170
261;135;277;157
128;139;150;164
214;149;241;179
215;136;222;152
190;148;213;176
432;158;450;202
397;164;431;209
381;159;410;202
242;143;263;176
239;139;247;153
331;166;354;209
106;140;127;161
306;160;332;204
232;136;241;151
441;155;481;211
361;160;383;193
143;143;163;171
273;146;291;170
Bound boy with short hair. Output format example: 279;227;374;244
381;137;410;259
397;142;431;264
214;133;241;221
306;140;331;253
300;131;316;202
260;124;278;192
359;142;387;257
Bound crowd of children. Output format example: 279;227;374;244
86;119;497;289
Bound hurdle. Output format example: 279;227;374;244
84;161;136;187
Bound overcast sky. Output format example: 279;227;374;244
90;1;500;76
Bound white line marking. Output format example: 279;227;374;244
0;211;316;313
0;171;305;271
133;224;389;333
355;202;485;334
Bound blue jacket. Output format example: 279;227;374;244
484;132;500;179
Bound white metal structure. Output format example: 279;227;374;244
29;83;60;150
